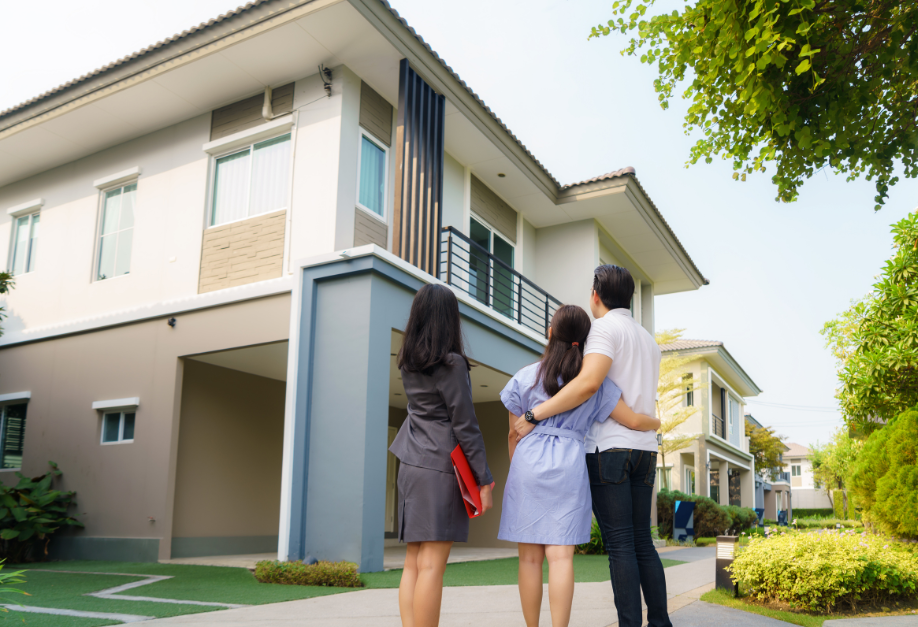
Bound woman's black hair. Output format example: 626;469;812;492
537;305;592;397
398;284;470;375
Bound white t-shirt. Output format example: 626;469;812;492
584;308;661;453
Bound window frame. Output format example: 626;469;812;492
355;128;389;223
100;411;135;445
94;181;138;282
8;210;40;276
469;214;516;317
207;132;293;229
0;400;28;470
683;373;694;407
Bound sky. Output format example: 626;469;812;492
2;0;915;449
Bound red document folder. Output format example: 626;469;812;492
450;444;483;519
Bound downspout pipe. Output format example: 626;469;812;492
262;86;274;120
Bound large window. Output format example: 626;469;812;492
791;464;801;477
101;412;135;444
10;212;39;275
97;183;136;281
0;403;27;469
728;395;741;447
469;216;515;318
357;131;388;218
211;133;291;226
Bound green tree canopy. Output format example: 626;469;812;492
809;427;862;499
591;0;918;209
822;212;918;432
745;421;786;481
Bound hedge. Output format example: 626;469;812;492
729;529;918;612
792;508;834;518
254;560;363;588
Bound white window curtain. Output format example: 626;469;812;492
358;135;386;216
211;133;291;226
97;183;136;280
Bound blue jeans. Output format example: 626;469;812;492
587;448;672;627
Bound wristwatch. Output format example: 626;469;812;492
524;410;537;424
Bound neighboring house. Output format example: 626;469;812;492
0;0;707;571
783;442;831;509
656;340;760;509
747;414;793;521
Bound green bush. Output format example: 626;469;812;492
792;508;834;518
832;489;847;520
849;408;918;539
0;462;83;563
254;560;363;588
729;530;918;612
723;505;759;533
656;489;731;538
695;537;717;546
794;518;863;530
575;517;605;555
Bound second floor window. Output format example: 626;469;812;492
791;464;801;477
211;133;291;226
97;183;136;281
469;216;515;317
102;411;135;444
683;373;694;407
357;131;388;218
10;212;39;275
0;403;27;469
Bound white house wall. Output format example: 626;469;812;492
534;219;598;314
442;152;465;232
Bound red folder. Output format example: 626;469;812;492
451;444;483;518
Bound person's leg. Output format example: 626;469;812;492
545;544;575;627
517;543;545;627
586;449;643;627
630;451;672;627
399;542;420;627
413;541;453;627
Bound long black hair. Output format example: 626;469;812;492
398;284;470;375
537;305;592;397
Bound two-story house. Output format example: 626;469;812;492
656;340;761;509
747;414;793;522
0;0;707;572
782;442;831;510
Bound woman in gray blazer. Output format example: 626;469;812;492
389;284;494;626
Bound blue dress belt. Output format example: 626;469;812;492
531;426;582;440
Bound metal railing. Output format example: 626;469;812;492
712;414;726;439
775;471;791;483
439;226;561;336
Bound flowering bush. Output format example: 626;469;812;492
729;529;918;612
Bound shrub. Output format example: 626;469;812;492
833;489;847;520
656;489;731;539
695;537;717;546
729;529;918;612
723;505;759;533
792;508;834;518
0;462;83;563
795;518;863;530
575;517;605;555
254;560;363;588
849;408;918;539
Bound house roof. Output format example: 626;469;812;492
785;442;810;458
659;339;723;352
0;0;708;289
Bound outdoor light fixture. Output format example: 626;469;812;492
497;173;506;178
339;250;352;258
705;461;711;470
167;317;177;328
319;65;333;97
656;433;663;446
716;535;739;595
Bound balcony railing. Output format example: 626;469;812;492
712;414;726;439
439;226;561;336
775;471;790;483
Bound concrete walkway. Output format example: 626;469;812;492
136;551;719;626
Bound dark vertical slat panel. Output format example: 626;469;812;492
393;59;446;276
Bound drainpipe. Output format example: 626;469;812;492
262;86;274;120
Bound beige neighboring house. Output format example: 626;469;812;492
656;340;762;509
783;442;832;509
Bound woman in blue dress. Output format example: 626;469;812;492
499;305;660;627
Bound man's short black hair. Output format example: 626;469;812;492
592;265;635;311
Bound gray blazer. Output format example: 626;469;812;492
389;353;494;486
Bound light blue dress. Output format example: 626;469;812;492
498;363;622;545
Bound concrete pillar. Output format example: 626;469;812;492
696;438;707;498
741;468;755;508
719;461;730;506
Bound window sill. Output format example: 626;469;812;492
94;167;141;190
355;204;387;224
207;208;287;231
101;440;134;446
202;116;294;155
0;468;21;473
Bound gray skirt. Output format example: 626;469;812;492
398;462;469;543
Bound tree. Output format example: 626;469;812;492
848;408;918;538
809;427;862;508
0;272;12;337
745;422;787;481
822;212;918;433
590;1;918;210
655;328;704;490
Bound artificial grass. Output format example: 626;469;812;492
701;588;827;627
362;554;685;588
0;611;121;627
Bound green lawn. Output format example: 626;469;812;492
362;555;685;588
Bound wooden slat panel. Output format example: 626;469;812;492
354;211;388;248
360;81;393;146
471;175;517;244
210;83;295;141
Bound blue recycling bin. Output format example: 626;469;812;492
674;500;695;542
754;507;765;528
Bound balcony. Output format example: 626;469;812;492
774;471;790;483
712;413;726;439
439;226;561;336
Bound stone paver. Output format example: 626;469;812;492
657;547;716;563
824;616;918;626
670;601;795;626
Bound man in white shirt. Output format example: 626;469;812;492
514;265;671;627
